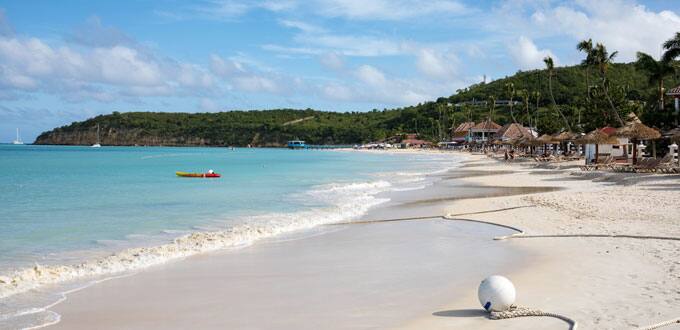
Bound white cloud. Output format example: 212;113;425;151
321;82;353;101
293;33;411;57
233;75;281;93
162;0;469;21
199;98;220;111
416;49;458;79
530;0;680;61
355;65;387;87
508;36;557;70
278;19;325;33
319;52;344;70
318;63;469;106
0;30;223;101
67;16;134;48
209;54;245;77
311;0;469;20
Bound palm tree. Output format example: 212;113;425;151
592;43;625;126
662;32;680;62
577;39;594;102
520;89;530;127
488;95;496;121
635;52;675;111
505;82;517;123
543;56;571;131
532;90;541;129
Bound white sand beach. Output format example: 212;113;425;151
46;151;680;329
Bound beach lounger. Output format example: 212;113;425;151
579;156;614;171
650;154;675;173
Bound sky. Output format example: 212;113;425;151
1;0;680;142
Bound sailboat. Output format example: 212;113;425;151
12;128;24;145
91;124;101;148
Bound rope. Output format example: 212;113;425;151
637;318;680;330
501;233;680;241
490;305;577;330
324;207;680;329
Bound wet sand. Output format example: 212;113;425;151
41;151;680;329
50;181;538;330
51;220;524;330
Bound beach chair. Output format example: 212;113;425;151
579;156;614;171
652;154;675;173
631;158;661;173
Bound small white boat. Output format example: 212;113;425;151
12;128;24;145
91;124;101;148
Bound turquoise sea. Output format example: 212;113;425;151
0;145;459;275
0;145;463;328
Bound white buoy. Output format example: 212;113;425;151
478;275;516;312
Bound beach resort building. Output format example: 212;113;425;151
469;119;501;143
451;122;475;143
400;134;432;148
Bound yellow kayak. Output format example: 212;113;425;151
175;171;221;178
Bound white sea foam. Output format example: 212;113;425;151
0;153;462;329
0;179;392;303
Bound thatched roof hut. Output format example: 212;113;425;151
615;113;661;140
536;134;556;144
497;123;532;141
575;129;619;145
552;131;579;142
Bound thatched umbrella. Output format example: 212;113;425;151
552;131;578;141
517;136;539;154
575;129;619;163
552;131;578;155
615;115;661;164
536;134;556;144
535;134;556;155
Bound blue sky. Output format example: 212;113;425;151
1;0;679;142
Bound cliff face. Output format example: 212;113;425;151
35;127;213;146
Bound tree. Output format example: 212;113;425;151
532;90;541;129
662;32;680;62
592;43;625;126
520;89;530;127
543;56;572;131
488;95;496;121
577;39;594;103
635;52;675;111
505;82;518;123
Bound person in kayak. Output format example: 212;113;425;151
208;169;214;174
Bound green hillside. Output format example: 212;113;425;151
35;61;679;147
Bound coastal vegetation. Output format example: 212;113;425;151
36;37;680;147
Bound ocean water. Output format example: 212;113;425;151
0;144;460;320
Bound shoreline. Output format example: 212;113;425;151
0;148;465;329
47;156;544;330
3;149;679;329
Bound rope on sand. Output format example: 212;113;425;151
490;305;577;330
326;207;680;329
637;318;680;330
